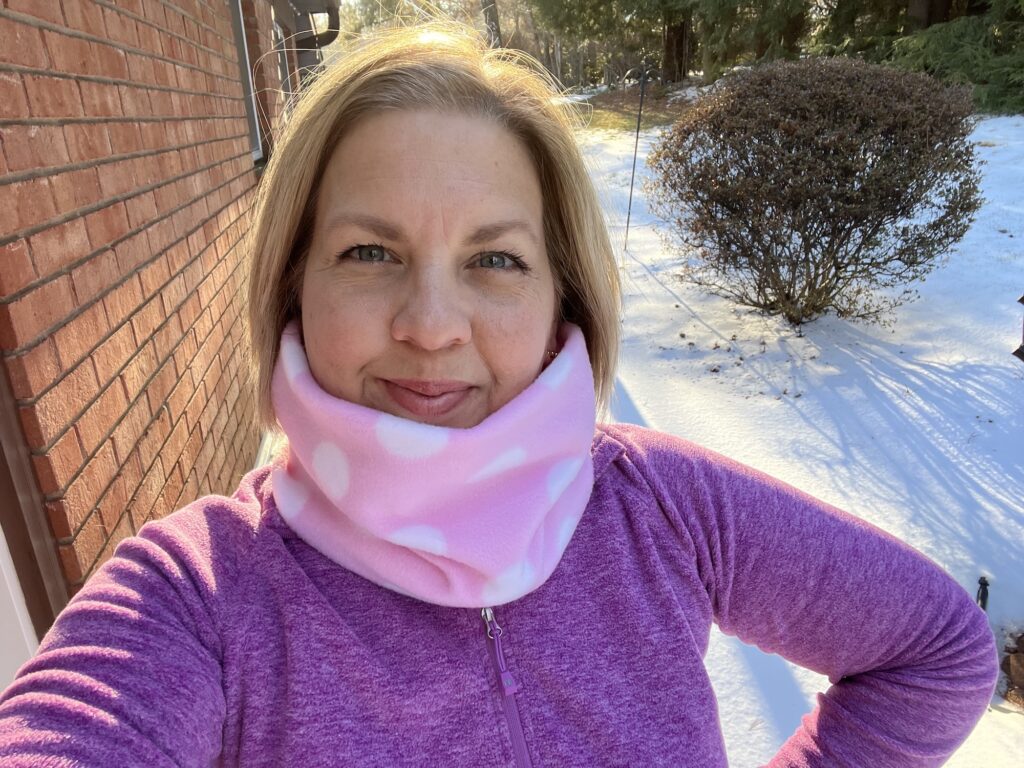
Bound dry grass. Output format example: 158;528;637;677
573;85;689;133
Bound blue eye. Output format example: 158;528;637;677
476;251;528;271
479;252;511;269
351;244;389;262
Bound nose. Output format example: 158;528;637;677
390;265;472;351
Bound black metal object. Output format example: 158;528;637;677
1014;294;1024;363
623;61;650;253
976;576;989;611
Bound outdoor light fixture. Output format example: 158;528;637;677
1015;294;1024;363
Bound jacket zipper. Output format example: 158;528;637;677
481;607;534;768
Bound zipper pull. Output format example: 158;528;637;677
481;607;520;695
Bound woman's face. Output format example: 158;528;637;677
300;110;559;428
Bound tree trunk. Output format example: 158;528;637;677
906;0;953;30
480;0;502;47
662;13;693;82
906;0;931;30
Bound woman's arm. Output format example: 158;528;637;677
626;426;998;767
0;504;238;766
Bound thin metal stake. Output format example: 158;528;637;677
623;61;648;255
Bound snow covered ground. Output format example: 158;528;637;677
579;114;1024;765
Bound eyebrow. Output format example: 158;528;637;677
324;212;541;248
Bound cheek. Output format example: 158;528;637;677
300;287;381;397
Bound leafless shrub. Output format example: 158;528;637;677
646;57;982;324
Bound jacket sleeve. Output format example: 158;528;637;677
0;503;242;767
626;427;998;767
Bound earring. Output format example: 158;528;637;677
546;350;558;361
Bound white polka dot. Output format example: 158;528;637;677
482;561;537;605
374;414;449;459
271;466;309;519
547;457;583;503
281;337;309;383
469;447;527;482
386;525;448;556
311;442;349;502
542;353;572;389
557;513;581;552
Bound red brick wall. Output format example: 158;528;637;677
242;0;284;156
0;0;279;600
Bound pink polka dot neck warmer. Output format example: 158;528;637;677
269;321;597;608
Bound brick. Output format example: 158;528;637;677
105;122;142;155
94;43;129;81
75;383;128;457
64;440;118;522
83;203;130;251
112;234;150;279
52;299;109;369
129;156;159;188
32;427;85;496
0;177;57;236
46;496;75;540
152;59;176;89
148;89;174;118
97;159;137;198
124;191;158;229
58;511;107;583
137;257;170;297
79;81;121;118
136;408;170;474
118;450;143;505
0;275;76;350
165;374;194;426
134;23;163;59
93;511;133;575
24;75;84;119
119;338;157;400
8;0;64;26
41;30;94;77
96;457;130;531
155;461;185;519
0;16;49;69
133;454;165;516
142;1;167;27
28;218;91;277
91;320;136;384
64;123;112;164
111;397;149;464
102;8;140;48
151;309;182;364
102;275;143;327
0;73;29;120
19;359;97;448
50;167;103;213
145;357;178;414
130;296;164;342
62;0;106;36
117;85;151;118
3;339;60;399
0;239;39;297
71;248;119;305
0;125;71;172
126;53;156;86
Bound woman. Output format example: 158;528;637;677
0;21;997;767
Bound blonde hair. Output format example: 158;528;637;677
247;21;620;427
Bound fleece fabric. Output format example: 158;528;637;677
270;321;596;607
0;424;998;767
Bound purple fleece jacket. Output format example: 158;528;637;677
0;424;998;767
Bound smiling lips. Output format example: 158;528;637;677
381;379;474;419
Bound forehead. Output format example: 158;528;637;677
316;110;543;230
